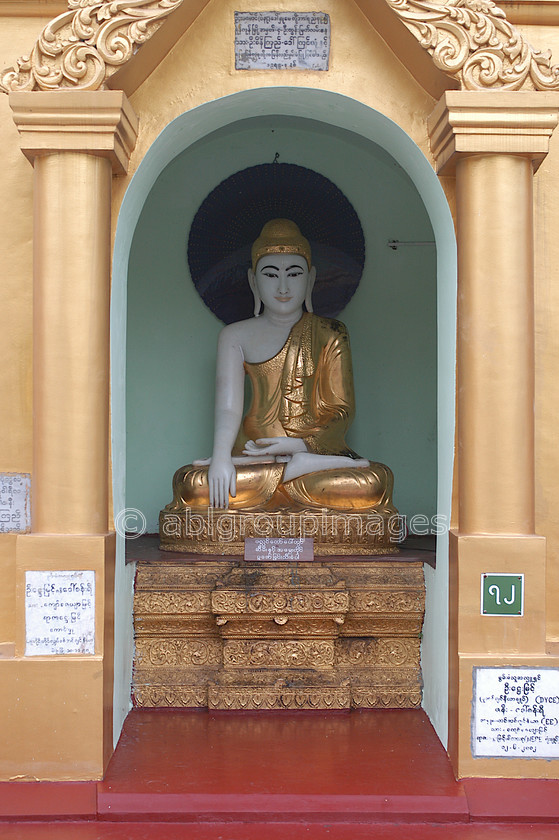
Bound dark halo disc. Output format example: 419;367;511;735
187;162;365;324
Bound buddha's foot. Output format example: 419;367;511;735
283;452;369;482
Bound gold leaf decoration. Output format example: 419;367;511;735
385;0;559;90
0;0;183;93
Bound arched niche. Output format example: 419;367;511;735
111;87;456;746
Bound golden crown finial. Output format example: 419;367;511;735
251;219;312;271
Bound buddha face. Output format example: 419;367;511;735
249;253;316;317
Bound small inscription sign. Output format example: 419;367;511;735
235;12;330;71
472;667;559;759
481;573;524;616
25;570;95;656
0;473;30;533
245;537;313;562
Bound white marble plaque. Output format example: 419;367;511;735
25;570;95;656
235;12;330;70
0;473;30;533
473;667;559;759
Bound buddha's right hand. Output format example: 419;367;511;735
208;456;237;509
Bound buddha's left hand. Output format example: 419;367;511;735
243;437;307;458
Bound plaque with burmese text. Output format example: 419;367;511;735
0;472;30;533
25;570;95;656
235;12;330;70
245;537;314;562
472;667;559;759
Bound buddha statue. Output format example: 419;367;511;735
160;219;398;554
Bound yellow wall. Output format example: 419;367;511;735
0;16;48;646
2;0;559;780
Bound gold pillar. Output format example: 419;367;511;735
456;152;535;535
10;90;138;534
429;91;559;778
33;152;111;534
0;91;138;781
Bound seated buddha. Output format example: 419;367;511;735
163;219;397;531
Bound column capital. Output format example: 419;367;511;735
428;90;559;174
9;90;138;176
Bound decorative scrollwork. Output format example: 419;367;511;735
134;591;210;613
386;0;559;90
223;640;335;668
0;0;183;93
1;0;559;94
211;590;350;615
135;638;222;666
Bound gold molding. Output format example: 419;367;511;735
385;0;559;91
1;0;559;93
9;89;138;174
428;89;559;171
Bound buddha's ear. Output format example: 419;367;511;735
248;268;262;317
305;266;317;313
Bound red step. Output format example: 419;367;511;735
1;708;559;838
97;709;467;822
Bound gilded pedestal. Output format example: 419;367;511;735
133;553;425;710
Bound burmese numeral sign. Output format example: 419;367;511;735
481;573;524;616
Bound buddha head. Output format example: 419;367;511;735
248;219;316;317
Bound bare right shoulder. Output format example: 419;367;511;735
218;318;259;354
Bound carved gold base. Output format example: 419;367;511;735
133;556;425;711
159;507;403;555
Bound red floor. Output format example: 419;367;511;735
1;709;559;838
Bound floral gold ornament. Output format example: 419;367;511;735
385;0;559;90
0;0;184;93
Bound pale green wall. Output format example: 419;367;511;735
112;88;456;750
126;116;436;532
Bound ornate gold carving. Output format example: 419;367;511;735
386;0;559;90
0;0;183;93
208;685;351;710
134;591;210;613
135;638;222;666
134;685;208;708
212;590;349;615
351;590;424;613
336;638;420;667
131;557;426;711
223;640;334;668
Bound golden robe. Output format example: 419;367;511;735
171;313;396;513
